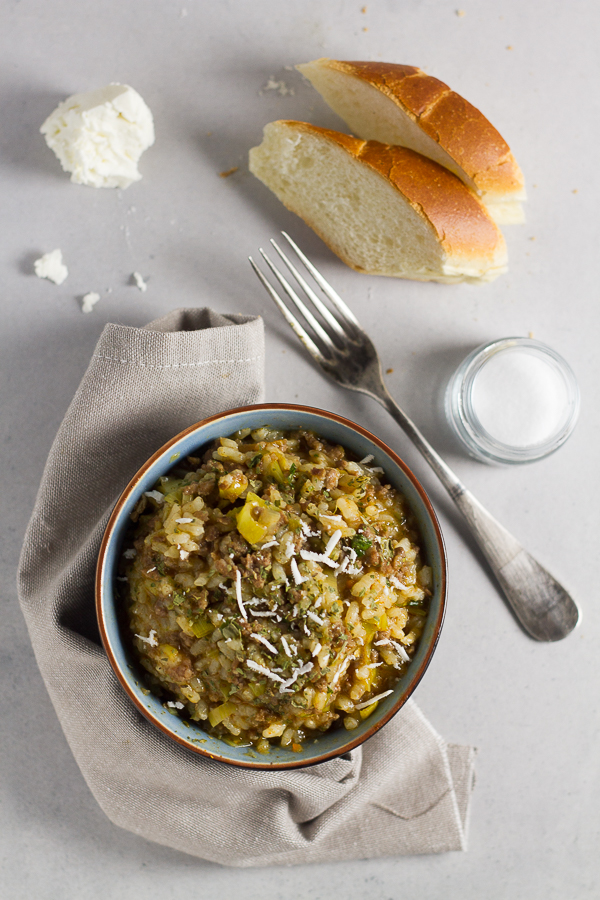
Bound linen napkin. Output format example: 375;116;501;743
17;307;476;866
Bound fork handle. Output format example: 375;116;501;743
378;391;579;641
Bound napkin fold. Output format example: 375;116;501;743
17;308;475;866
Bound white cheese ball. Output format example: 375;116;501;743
40;83;155;189
34;249;68;285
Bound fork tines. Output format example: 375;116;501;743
249;232;360;362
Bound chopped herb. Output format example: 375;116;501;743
351;534;373;556
287;463;297;484
249;454;261;468
172;590;186;607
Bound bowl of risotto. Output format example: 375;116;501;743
96;404;447;769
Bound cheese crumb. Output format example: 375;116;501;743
34;249;68;285
261;77;294;96
81;291;100;314
132;271;147;292
40;83;155;189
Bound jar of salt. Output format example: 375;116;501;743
445;337;580;464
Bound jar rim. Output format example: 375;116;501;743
445;337;580;465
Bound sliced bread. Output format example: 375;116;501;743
296;59;526;224
249;120;507;284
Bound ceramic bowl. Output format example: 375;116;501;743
96;403;447;769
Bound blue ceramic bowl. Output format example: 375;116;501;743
96;404;447;769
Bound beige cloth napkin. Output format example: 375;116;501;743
17;308;476;866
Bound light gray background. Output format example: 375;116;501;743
2;0;598;897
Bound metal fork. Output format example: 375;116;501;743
249;232;580;642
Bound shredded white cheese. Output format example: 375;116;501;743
300;549;337;568
367;466;385;474
355;690;394;710
123;548;136;558
359;454;374;465
323;529;342;558
306;610;325;626
175;517;194;524
250;633;278;654
279;661;313;694
261;539;279;549
334;555;349;575
281;636;293;657
311;642;322;657
146;567;156;574
166;700;184;709
144;490;164;503
235;569;247;621
390;639;411;663
390;575;408;590
246;659;284;682
320;514;345;525
179;549;189;560
300;520;319;538
290;557;308;585
135;629;158;647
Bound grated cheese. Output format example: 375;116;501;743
166;700;184;709
355;689;394;710
246;659;284;682
281;636;293;657
235;569;248;621
135;629;158;647
144;490;164;503
290;557;308;585
251;633;278;654
359;454;374;465
123;548;136;558
261;539;279;549
390;639;411;663
390;575;408;590
311;642;322;657
278;661;313;694
323;529;342;558
306;610;325;626
300;549;337;568
175;517;194;524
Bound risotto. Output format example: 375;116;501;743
120;426;431;753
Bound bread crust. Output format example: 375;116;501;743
299;59;525;202
277;121;506;267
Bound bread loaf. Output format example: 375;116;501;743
296;59;526;224
249;120;507;284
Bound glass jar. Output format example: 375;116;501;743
445;337;580;465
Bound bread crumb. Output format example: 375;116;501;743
386;367;394;375
528;331;534;339
219;166;239;178
529;236;536;241
572;189;578;194
506;45;513;50
362;26;368;31
361;5;367;11
456;8;466;16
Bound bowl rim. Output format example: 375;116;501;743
96;403;447;769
